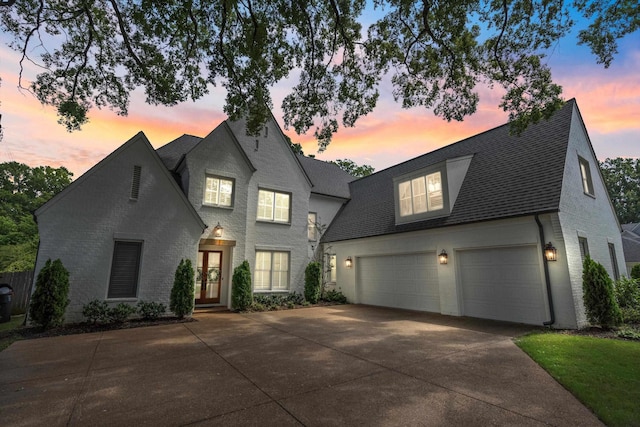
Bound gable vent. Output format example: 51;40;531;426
130;165;141;200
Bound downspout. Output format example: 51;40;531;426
535;214;555;326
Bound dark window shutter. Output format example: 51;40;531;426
108;241;142;298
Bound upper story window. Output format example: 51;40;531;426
394;164;449;224
579;156;594;196
257;189;290;223
308;212;317;241
204;175;234;207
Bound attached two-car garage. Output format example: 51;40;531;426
355;246;547;325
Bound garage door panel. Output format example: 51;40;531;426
358;253;440;313
459;246;545;325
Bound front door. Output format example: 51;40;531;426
196;251;222;304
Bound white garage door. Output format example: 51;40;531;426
357;253;440;312
459;246;546;325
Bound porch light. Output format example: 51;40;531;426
438;249;448;265
345;256;353;268
544;242;557;262
213;222;224;238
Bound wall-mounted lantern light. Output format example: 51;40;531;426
213;222;224;238
438;249;448;265
345;256;353;268
544;242;557;262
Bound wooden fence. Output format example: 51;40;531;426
0;270;34;314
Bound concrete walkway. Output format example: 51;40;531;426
1;305;601;426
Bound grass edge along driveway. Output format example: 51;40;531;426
516;332;640;427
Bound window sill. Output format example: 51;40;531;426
105;297;138;302
256;220;291;226
253;290;290;293
202;203;234;210
583;192;596;199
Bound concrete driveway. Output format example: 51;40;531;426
1;305;601;426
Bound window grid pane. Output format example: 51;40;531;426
427;172;443;210
399;181;413;216
254;252;271;290
257;190;274;220
274;193;290;222
219;179;233;206
204;177;219;205
411;177;427;214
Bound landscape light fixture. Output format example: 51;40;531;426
438;249;448;265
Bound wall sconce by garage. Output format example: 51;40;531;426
438;249;448;265
213;222;224;238
544;242;557;262
345;256;353;268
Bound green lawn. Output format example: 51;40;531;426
516;333;640;427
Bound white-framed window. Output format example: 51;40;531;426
254;251;290;291
257;189;290;223
395;166;447;223
579;156;594;196
328;254;337;283
308;212;317;241
204;175;234;207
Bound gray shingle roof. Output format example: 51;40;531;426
157;134;202;170
296;155;356;199
623;237;640;263
322;100;576;243
622;223;640;263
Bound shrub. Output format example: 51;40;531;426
252;292;304;311
29;259;70;329
304;262;322;304
109;303;136;323
322;289;348;304
582;256;622;328
232;261;253;311
82;299;110;324
614;277;640;308
137;301;166;320
631;264;640;280
170;259;195;318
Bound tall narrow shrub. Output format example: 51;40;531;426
304;262;321;303
170;259;195;318
232;261;252;311
631;264;640;280
582;256;622;328
29;259;70;329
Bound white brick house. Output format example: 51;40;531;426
33;100;623;328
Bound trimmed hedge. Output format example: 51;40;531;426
232;260;253;311
582;256;622;328
29;259;70;329
304;262;321;303
170;259;195;318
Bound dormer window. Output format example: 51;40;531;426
394;163;449;224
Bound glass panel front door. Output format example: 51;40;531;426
195;251;222;304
